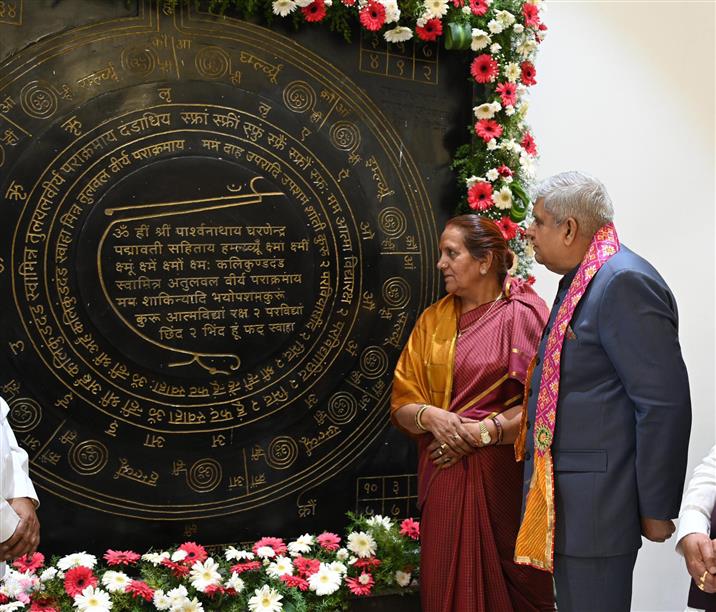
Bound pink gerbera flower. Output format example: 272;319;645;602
400;518;420;540
103;550;140;566
346;572;375;596
294;556;321;577
252;537;287;556
497;216;519;240
467;182;494;212
161;558;191;577
13;552;45;573
302;0;327;22
281;574;310;591
353;556;382;570
317;532;341;551
520;61;537;86
204;584;225;597
359;1;386;31
470;54;499;84
475;119;503;143
29;599;59;612
415;18;443;41
523;3;541;27
496;82;517;106
230;560;262;574
521;131;537;156
126;580;154;602
64;567;97;597
469;0;488;16
178;542;208;564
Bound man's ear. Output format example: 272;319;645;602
562;217;579;247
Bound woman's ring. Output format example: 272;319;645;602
439;442;448;450
444;456;451;464
437;449;443;457
452;433;460;440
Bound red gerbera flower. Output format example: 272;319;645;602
161;558;191;577
520;61;537;86
475;119;503;143
467;182;494;212
399;518;420;540
451;0;464;7
230;560;262;574
302;0;327;22
252;537;287;556
126;580;154;602
0;595;9;605
415;18;443;42
316;532;341;551
359;1;386;31
64;566;97;597
470;54;499;84
29;599;59;612
103;550;140;566
497;216;519;240
294;556;321;577
204;584;225;597
342;0;356;5
497;164;513;177
522;3;541;27
521;131;537;156
496;82;517;107
353;556;382;570
281;574;310;591
469;0;488;16
346;572;375;596
178;542;208;564
13;552;45;573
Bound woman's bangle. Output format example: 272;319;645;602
415;404;430;432
491;416;503;445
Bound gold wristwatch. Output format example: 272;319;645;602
478;420;492;446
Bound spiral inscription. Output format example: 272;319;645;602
195;47;230;80
378;207;407;238
266;436;299;470
359;346;389;380
20;81;58;119
329;121;361;152
282;81;315;114
7;397;42;432
382;277;411;309
327;392;358;425
188;458;222;492
69;441;109;476
121;46;157;77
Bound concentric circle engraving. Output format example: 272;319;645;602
68;441;109;476
329;120;361;152
195;46;230;79
327;392;358;425
121;46;157;77
266;436;299;470
378;207;407;238
188;458;222;493
359;346;389;379
382;277;411;309
282;81;315;114
7;397;42;432
20;80;58;119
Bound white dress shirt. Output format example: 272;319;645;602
0;396;39;577
676;443;716;552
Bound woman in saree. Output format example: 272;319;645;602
391;215;554;612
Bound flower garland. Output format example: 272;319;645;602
0;514;420;611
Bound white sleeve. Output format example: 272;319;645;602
675;443;716;554
0;413;21;542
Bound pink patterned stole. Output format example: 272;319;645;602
514;223;620;572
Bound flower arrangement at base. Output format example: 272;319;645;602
0;514;420;611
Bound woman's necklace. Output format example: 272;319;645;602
457;291;503;338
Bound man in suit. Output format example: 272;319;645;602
514;171;691;611
0;395;40;577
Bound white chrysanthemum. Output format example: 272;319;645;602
465;175;482;188
494;186;513;209
266;555;294;578
504;62;521;82
505;105;516;116
490;42;501;54
75;585;112;612
308;563;342;596
487;138;498;151
57;552;97;570
366;515;393;530
272;0;297;16
173;597;204;612
488;19;504;34
166;585;189;607
415;14;427;28
153;589;171;611
513;23;525;34
422;0;449;19
470;28;491;51
287;534;314;556
384;26;413;43
40;567;58;582
461;5;471;14
190;558;222;592
346;531;377;558
520;153;536;178
101;570;130;593
486;168;499;182
490;100;502;114
329;561;348;575
248;585;284;612
255;545;276;559
380;0;401;23
517;37;538;57
495;9;515;26
336;548;350;561
171;549;188;562
142;551;170;565
504;174;514;184
225;572;245;593
395;570;412;587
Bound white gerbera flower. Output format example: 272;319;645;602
225;572;245;593
266;556;294;578
171;549;188;562
0;603;26;612
174;597;204;612
384;26;413;43
488;19;504;34
256;546;276;559
495;9;515;26
486;168;499;182
487;138;498;151
380;0;401;22
423;0;449;19
466;175;481;188
190;558;222;592
40;567;58;582
287;534;314;556
166;585;189;607
494;186;513;209
272;0;297;16
101;570;130;593
248;585;284;612
366;515;393;529
517;37;538;57
329;561;348;574
395;570;412;587
474;103;495;120
490;42;501;54
308;563;342;596
346;531;377;558
75;585;112;612
142;551;170;565
336;548;350;561
153;589;172;611
504;62;521;82
57;552;97;570
226;548;255;561
470;28;491;51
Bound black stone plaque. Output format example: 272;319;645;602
0;0;470;553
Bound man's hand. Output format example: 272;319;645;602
680;533;716;593
640;517;675;542
0;497;39;562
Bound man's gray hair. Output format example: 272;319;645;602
535;171;614;237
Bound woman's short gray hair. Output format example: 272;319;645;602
535;171;614;237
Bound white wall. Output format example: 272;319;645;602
526;2;715;610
